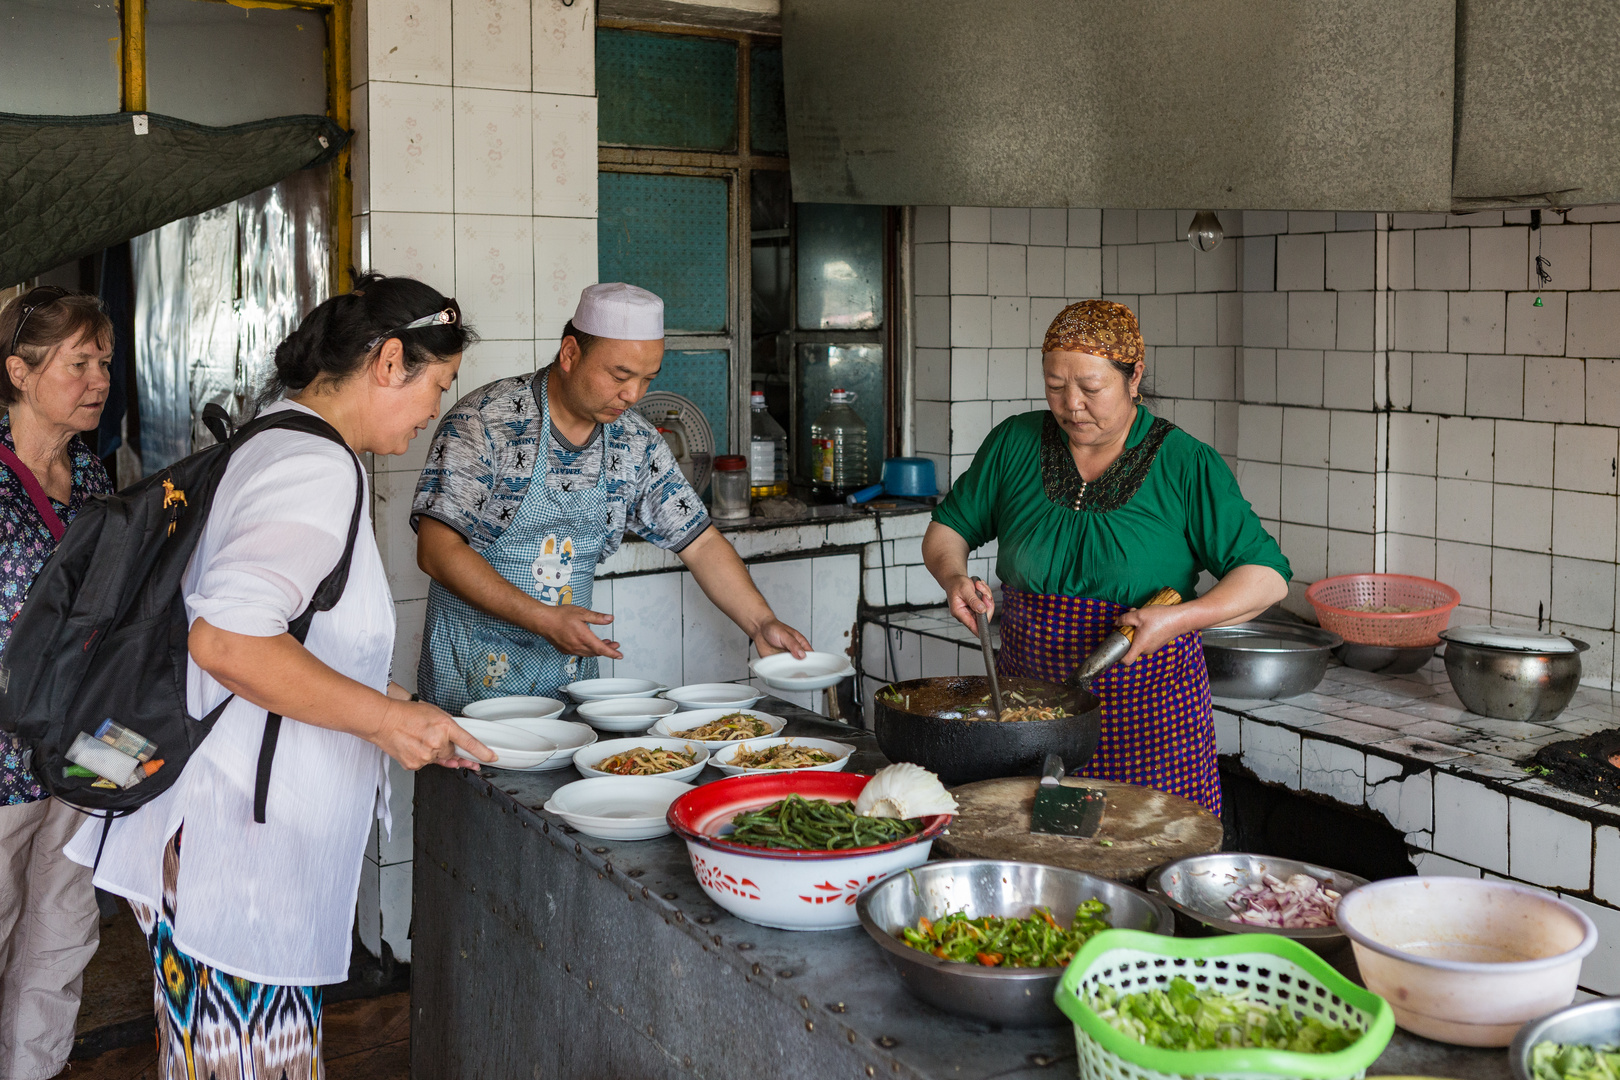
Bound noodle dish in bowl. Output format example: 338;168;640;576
710;737;855;777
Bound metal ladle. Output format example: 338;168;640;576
971;576;1004;717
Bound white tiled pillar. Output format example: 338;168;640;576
351;0;599;962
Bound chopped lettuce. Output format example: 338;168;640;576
1087;976;1360;1054
1531;1041;1620;1080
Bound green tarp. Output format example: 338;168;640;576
0;110;346;285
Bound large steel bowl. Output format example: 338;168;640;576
1440;633;1588;723
1510;997;1620;1080
856;859;1174;1027
873;676;1101;787
1146;852;1366;955
1200;621;1343;700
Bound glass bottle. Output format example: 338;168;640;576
709;455;751;520
809;388;869;499
748;389;788;498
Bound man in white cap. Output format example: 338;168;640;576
411;283;809;711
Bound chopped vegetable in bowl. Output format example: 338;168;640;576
901;899;1111;968
726;794;920;850
728;744;838;769
1088;976;1360;1053
1225;872;1341;929
1532;1042;1620;1080
594;747;699;776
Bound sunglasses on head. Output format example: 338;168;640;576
366;300;461;352
7;285;71;358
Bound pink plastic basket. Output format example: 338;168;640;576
1305;573;1461;647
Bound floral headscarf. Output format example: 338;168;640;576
1042;300;1144;368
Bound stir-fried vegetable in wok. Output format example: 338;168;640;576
594;746;698;775
1088;977;1361;1053
876;686;1070;721
727;744;839;769
727;795;920;850
901;899;1111;968
682;713;773;740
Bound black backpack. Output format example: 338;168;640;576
0;404;363;826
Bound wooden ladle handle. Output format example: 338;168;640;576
1116;586;1183;643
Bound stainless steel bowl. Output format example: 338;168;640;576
856;859;1174;1027
1201;621;1343;700
1440;632;1588;723
1510;997;1620;1080
1146;852;1367;955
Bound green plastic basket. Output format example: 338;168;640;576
1055;929;1395;1080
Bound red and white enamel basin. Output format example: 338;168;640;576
667;772;951;931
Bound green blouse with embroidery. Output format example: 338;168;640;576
932;406;1291;608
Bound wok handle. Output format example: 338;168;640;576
1115;586;1183;643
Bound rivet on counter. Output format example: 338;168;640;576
751;963;762;976
778;969;794;978
626;868;643;878
663;892;678;900
1027;1053;1056;1067
805;1021;814;1032
736;942;753;951
593;846;608;854
697;915;713;924
875;1036;897;1048
799;996;809;1009
865;1068;875;1077
827;1002;845;1013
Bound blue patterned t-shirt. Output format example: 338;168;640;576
411;372;710;559
0;414;112;804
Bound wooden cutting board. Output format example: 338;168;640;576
934;776;1222;885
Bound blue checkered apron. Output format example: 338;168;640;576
417;378;611;714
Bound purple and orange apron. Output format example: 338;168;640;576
996;585;1221;816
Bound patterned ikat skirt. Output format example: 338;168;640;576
129;830;324;1080
996;586;1222;816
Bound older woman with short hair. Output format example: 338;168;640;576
0;285;113;1079
922;300;1290;815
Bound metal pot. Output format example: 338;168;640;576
856;859;1174;1027
1439;633;1587;723
873;676;1100;787
1200;621;1342;700
1510;997;1620;1080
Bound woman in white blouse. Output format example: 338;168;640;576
66;274;492;1078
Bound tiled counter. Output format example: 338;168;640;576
862;607;1620;997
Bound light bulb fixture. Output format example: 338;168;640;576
1187;210;1224;253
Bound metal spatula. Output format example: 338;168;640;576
1030;752;1107;838
971;575;1004;717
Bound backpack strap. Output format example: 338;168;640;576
0;443;66;543
230;410;367;825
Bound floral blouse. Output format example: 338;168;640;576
0;415;111;804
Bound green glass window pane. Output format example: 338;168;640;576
597;29;737;152
598;172;729;334
750;45;787;156
653;350;731;457
796;344;884;482
795;204;885;331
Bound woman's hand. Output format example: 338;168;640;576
536;604;623;660
1114;604;1191;666
752;618;810;659
943;574;995;634
373;698;496;771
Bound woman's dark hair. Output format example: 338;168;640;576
0;288;114;406
264;272;477;400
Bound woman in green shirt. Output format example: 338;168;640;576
922;300;1290;814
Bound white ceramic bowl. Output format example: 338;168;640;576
485;717;597;771
1336;876;1598;1046
572;737;709;783
542;777;692;841
650;708;787;750
452;717;558;770
461;695;566;721
668;772;949;931
574;696;681;733
662;682;765;711
562;677;667;702
750;652;855;691
709;737;855;777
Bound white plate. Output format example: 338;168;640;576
486;718;597;771
461;695;566;721
750;652;855;691
562;678;667;702
452;717;557;770
572;737;709;783
662;682;765;711
575;696;681;733
542;777;693;841
710;737;855;777
651;708;787;750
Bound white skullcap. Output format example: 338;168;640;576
572;282;664;341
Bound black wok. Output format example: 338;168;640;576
873;676;1102;787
